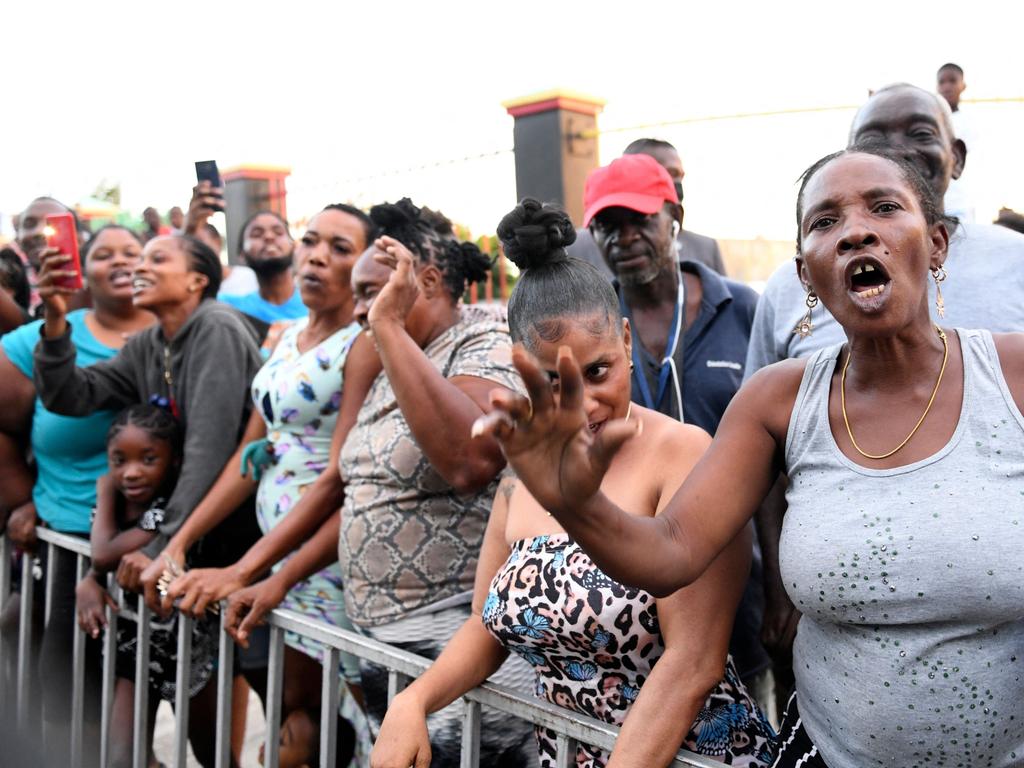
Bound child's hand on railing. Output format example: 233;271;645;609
115;551;153;595
75;571;118;639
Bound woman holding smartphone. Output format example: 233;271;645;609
32;232;263;587
0;225;154;765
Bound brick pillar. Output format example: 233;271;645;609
502;90;605;226
222;165;291;264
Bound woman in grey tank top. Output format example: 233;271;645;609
474;146;1024;768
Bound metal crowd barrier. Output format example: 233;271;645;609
1;528;720;768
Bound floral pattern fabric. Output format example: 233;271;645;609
482;534;777;767
250;318;361;659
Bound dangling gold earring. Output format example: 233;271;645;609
931;265;947;319
794;290;818;338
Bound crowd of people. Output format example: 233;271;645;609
1;66;1023;768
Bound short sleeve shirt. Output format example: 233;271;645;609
339;304;521;627
1;309;117;532
219;289;308;325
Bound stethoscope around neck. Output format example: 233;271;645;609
625;262;686;422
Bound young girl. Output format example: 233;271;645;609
75;404;219;768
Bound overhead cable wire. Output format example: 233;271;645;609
575;96;1024;139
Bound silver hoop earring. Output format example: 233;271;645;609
794;290;818;338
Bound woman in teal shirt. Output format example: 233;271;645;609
0;225;153;765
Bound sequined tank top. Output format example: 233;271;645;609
781;329;1024;768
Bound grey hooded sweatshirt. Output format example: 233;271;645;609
34;299;262;554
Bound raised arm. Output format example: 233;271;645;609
478;346;802;597
371;475;514;768
32;249;139;416
368;237;508;494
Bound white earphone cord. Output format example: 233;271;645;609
662;263;685;422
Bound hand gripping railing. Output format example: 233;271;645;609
1;529;721;767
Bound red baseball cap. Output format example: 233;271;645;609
582;154;679;227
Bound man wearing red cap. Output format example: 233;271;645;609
583;153;757;436
569;138;727;275
583;153;769;690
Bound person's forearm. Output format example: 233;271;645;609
42;301;68;339
608;648;713;768
0;292;27;334
370;319;500;492
91;529;156;573
267;512;341;592
551;492;697;597
0;432;33;520
397;617;509;715
235;471;343;583
34;326;135;416
166;446;256;557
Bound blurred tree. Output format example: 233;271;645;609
92;179;121;206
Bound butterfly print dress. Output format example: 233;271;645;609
250;318;361;660
482;534;777;767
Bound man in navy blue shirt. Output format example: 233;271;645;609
583;154;757;436
583;154;768;691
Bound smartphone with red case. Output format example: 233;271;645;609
45;212;82;291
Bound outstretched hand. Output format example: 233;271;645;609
472;345;639;518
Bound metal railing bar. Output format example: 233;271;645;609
319;647;341;768
387;669;408;703
555;733;577;768
172;613;193;768
0;535;11;703
270;609;431;676
7;535;738;768
100;577;119;768
70;553;88;768
35;526;93;557
16;550;33;731
214;616;234;768
0;535;10;603
44;541;56;627
263;625;285;768
267;610;717;766
459;699;481;768
132;598;151;768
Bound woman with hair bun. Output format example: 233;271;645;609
371;199;775;768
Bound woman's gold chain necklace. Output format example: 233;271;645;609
840;326;949;460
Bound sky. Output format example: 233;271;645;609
3;0;1022;246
